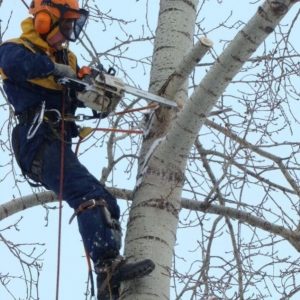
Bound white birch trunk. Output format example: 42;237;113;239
122;1;199;299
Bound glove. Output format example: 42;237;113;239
52;62;76;78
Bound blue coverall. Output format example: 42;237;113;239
0;41;121;267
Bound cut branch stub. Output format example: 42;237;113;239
200;37;213;48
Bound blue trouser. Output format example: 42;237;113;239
13;123;121;267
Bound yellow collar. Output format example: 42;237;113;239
20;17;54;54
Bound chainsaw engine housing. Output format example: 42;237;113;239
77;73;124;114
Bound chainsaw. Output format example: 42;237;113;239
58;66;177;115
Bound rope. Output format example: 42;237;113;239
73;103;156;154
113;103;159;116
84;247;95;298
75;127;143;155
55;91;66;300
93;127;143;134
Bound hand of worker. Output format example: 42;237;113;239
52;62;76;78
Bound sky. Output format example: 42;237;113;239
1;1;300;300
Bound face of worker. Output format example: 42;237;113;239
46;26;66;50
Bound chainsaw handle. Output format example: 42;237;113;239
78;64;117;79
77;66;92;79
107;67;116;76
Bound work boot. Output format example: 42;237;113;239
96;256;155;300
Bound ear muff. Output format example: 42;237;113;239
34;11;52;34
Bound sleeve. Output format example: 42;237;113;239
0;42;55;82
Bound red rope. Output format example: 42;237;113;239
55;92;66;300
75;127;143;155
74;103;156;155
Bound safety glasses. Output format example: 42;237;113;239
50;3;89;41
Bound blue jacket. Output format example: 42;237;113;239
0;18;79;172
0;41;63;113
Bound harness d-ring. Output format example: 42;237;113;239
44;108;62;125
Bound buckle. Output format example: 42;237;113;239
89;199;96;209
69;198;107;224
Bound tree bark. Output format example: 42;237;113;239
122;1;199;298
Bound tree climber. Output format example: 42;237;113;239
0;0;154;299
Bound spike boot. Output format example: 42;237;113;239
96;256;155;300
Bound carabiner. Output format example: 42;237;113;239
75;114;94;121
27;101;46;140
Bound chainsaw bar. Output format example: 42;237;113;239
58;76;177;108
123;84;177;108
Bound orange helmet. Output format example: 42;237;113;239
29;0;81;20
29;0;88;41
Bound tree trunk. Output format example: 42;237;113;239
122;1;198;299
